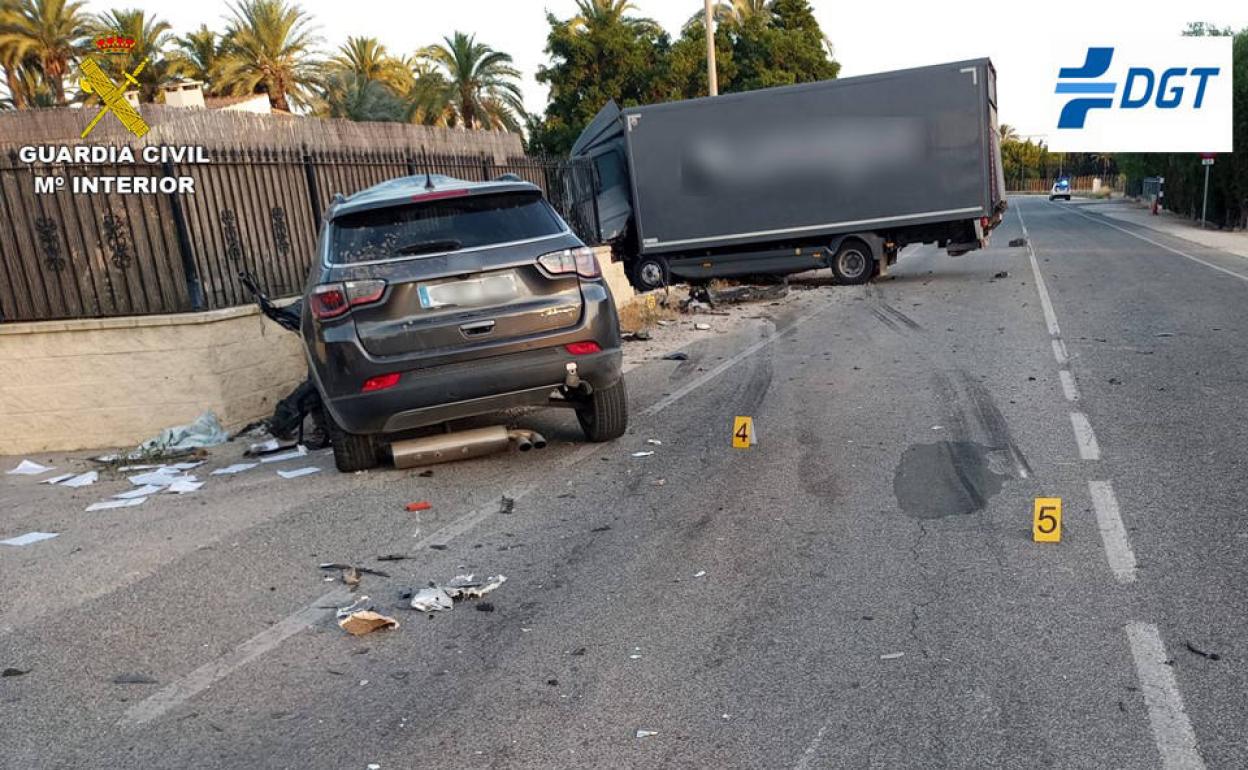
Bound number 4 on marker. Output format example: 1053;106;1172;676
1033;498;1062;543
732;416;756;449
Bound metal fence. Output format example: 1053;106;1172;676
1005;174;1126;194
0;146;599;322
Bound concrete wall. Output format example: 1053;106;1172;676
1;256;636;455
0;306;306;454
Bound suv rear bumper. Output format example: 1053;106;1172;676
322;346;622;435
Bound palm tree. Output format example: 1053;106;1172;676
1;0;32;109
395;61;453;126
87;8;172;102
331;36;408;91
314;69;403;121
573;0;661;35
216;0;321;112
418;31;524;130
0;0;90;105
998;123;1019;143
167;24;224;93
685;0;770;30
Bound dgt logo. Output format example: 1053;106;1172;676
1046;39;1232;153
1057;47;1220;129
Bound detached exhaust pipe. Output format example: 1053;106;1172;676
391;426;547;468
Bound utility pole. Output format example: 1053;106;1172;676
1200;156;1214;228
704;0;718;96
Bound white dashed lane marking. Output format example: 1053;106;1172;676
1125;622;1206;769
1088;480;1137;583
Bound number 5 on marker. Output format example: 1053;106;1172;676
1033;498;1062;542
732;416;755;448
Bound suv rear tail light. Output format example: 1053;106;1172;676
565;341;601;355
537;247;600;279
311;280;387;320
311;284;349;319
361;372;400;392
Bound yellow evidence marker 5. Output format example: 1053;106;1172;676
732;416;755;449
1033;498;1062;543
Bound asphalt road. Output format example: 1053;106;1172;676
2;196;1246;768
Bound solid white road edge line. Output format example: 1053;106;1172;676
1059;202;1248;285
1088;480;1137;583
122;308;827;728
1070;412;1102;460
1125;622;1206;769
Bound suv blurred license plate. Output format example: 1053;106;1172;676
418;273;517;309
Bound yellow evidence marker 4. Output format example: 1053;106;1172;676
732;416;756;449
1033;498;1062;543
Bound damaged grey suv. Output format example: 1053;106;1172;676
303;174;627;472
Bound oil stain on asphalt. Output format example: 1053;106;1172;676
893;441;1008;519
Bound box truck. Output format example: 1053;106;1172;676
571;58;1007;290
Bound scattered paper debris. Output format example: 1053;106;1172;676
211;462;258;476
41;473;76;485
61;471;99;488
7;459;53;476
245;438;288;457
86;498;147;512
166;478;205;494
336;596;399;636
260;445;309;464
277;467;320;479
410;586;454;612
635;729;659;738
693;570;706;578
117;464;162;472
114;485;162;500
169;461;205;471
1;532;58;547
646;439;662;446
880;652;905;660
694;323;711;331
631;451;654;458
127;468;183;486
405;501;432;512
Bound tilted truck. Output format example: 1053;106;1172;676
571;58;1008;290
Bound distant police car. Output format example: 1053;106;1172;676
1049;178;1072;201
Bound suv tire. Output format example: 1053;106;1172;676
577;379;628;442
323;408;380;472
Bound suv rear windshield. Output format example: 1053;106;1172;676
330;190;564;264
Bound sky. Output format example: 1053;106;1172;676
87;0;1248;139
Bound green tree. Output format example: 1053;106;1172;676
331;36;408;91
666;17;735;99
87;8;172;102
314;70;403;121
216;0;321;112
531;0;670;154
167;24;225;94
730;0;838;92
418;31;524;131
0;0;89;105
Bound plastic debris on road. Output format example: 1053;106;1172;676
631;451;655;458
405;501;432;512
646;439;662;445
259;445;309;464
336;596;400;636
1;532;58;547
635;730;659;738
410;586;454;612
8;460;54;476
60;471;99;488
86;498;147;512
662;352;689;361
211;462;258;476
880;652;905;660
138;411;228;453
694;323;711;331
277;467;320;479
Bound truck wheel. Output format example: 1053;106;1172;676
576;379;628;442
831;239;875;285
322;408;380;472
630;256;669;291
